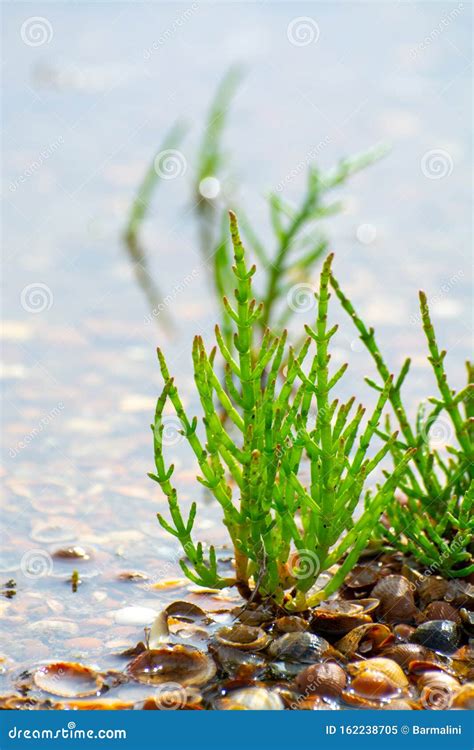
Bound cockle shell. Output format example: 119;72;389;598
34;662;103;698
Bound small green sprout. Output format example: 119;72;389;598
150;212;413;610
331;277;474;577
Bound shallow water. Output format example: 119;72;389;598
1;2;472;696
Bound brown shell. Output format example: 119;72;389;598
445;580;474;608
274;616;309;633
344;565;379;592
295;662;347;698
127;644;216;686
348;658;409;688
350;671;400;699
423;601;461;624
215;624;269;651
335;623;393;658
452;683;474;709
267;632;333;663
417;577;448;605
371;575;417;623
381;643;432;668
34;663;104;698
310;599;378;637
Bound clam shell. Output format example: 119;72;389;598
310;599;378;637
335;623;393;657
127;645;216;686
417;576;448;605
348;658;408;688
218;687;284;710
267;632;332;663
452;683;474;709
34;663;103;698
423;601;461;624
215;624;269;651
371;575;417;623
295;662;347;698
210;644;266;679
381;643;432;668
275;616;309;633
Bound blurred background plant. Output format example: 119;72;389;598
124;66;386;344
332;277;474;577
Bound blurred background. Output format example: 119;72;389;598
1;2;472;670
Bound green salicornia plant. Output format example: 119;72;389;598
149;212;413;610
331;277;474;577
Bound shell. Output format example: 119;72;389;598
310;599;378;637
348;658;408;688
231;604;274;626
127;645;216;686
371;575;417;623
417;577;448;605
350;671;400;699
34;663;103;698
215;624;269;651
419;672;459;710
445;580;474;608
267;632;332;663
217;687;284;710
209;644;266;679
295;662;347;698
274;616;309;633
460;608;474;634
344;564;379;592
164;601;208;622
335;623;393;658
452;683;474;709
423;601;461;624
411;620;461;654
381;643;432;668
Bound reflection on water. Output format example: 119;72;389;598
1;1;471;700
